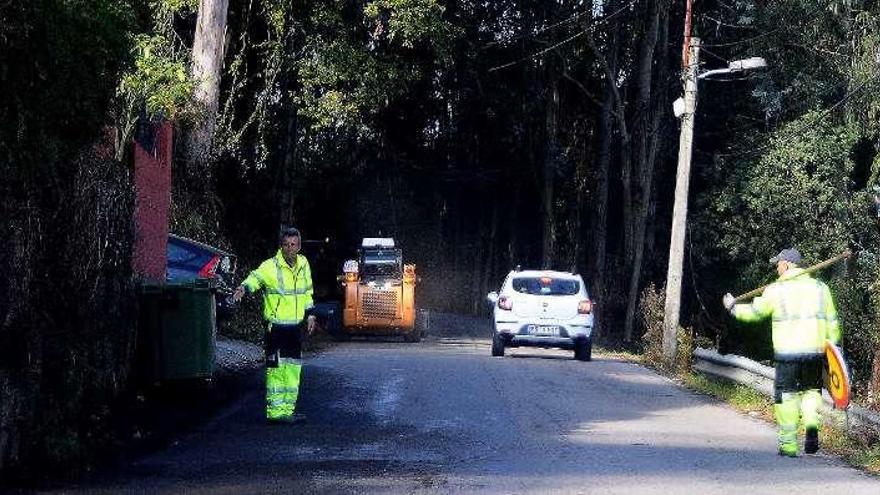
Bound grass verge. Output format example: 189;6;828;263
680;371;773;421
594;345;643;363
679;369;880;473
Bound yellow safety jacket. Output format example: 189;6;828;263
733;268;840;359
242;250;314;325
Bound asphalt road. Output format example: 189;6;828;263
56;337;880;494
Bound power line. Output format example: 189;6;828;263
701;27;781;49
488;0;638;73
482;8;593;50
702;14;761;31
699;46;730;64
718;69;880;159
701;0;837;48
489;29;589;73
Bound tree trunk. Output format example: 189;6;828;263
508;182;521;268
187;0;229;174
587;3;631;342
572;144;588;274
541;80;560;269
471;206;487;314
590;20;619;342
484;200;499;294
451;198;464;312
623;0;665;342
644;9;671;269
279;107;298;230
870;351;880;408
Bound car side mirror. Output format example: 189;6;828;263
487;291;499;305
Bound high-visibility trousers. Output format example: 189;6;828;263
267;357;302;420
265;323;303;421
774;357;823;454
775;389;821;454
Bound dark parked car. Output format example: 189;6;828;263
166;234;238;316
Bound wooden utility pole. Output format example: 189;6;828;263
662;36;700;363
681;0;693;68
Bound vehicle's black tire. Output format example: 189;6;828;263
403;328;422;343
331;330;351;342
574;338;592;361
491;332;505;357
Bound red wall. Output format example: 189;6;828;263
132;121;172;282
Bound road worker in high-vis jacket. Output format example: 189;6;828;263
233;227;315;423
723;248;840;457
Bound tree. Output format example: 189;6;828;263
0;0;138;475
688;0;880;404
187;0;230;176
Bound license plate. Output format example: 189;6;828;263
528;325;559;336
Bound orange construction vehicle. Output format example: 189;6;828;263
340;238;420;341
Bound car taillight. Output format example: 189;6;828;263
198;255;220;278
578;299;593;314
498;296;513;311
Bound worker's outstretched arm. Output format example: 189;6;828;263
235;260;271;301
730;285;776;323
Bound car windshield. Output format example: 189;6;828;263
511;277;580;296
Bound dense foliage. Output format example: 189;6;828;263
5;0;880;477
1;0;140;478
690;1;880;400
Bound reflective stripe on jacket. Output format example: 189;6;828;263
242;250;314;325
733;267;840;358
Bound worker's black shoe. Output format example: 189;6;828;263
805;427;819;454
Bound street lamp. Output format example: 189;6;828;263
661;37;766;363
672;56;767;117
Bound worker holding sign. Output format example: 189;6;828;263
723;248;843;457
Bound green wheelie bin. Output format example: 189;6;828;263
137;279;216;383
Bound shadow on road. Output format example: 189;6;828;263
32;313;880;493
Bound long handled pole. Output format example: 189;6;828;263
733;250;852;303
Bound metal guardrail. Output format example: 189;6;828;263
693;347;880;435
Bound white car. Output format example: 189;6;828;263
487;270;594;360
